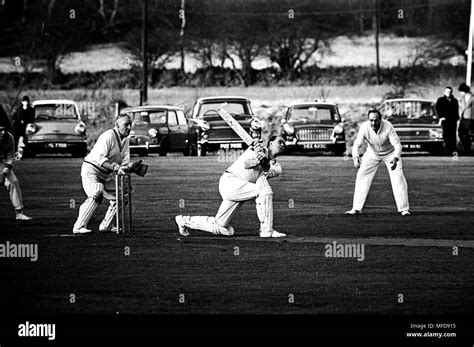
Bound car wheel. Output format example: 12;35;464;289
139;149;148;157
197;143;207;157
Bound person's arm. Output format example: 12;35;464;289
388;124;402;161
265;161;282;179
352;124;367;168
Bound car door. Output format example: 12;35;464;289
167;110;182;149
175;110;189;148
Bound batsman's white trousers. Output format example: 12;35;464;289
2;169;24;211
352;150;409;212
181;172;274;235
74;162;117;231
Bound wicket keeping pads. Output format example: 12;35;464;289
129;160;148;177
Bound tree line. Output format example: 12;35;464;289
0;0;470;87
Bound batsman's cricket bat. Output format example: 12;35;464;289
217;105;254;146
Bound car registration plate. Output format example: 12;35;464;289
45;143;68;149
220;143;243;149
402;143;421;149
303;143;327;149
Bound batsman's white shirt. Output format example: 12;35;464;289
352;119;402;159
226;148;282;183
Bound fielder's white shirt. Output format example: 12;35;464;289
352;119;402;158
84;128;130;170
226;148;282;183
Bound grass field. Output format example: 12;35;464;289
2;154;474;339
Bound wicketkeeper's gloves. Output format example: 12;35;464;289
128;160;148;177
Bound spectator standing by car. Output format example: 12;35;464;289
0;115;33;220
346;109;410;216
435;86;459;155
458;83;473;155
11;96;35;157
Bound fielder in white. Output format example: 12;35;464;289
73;114;132;234
346;109;410;216
0;122;32;220
175;135;287;238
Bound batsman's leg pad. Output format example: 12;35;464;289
256;186;273;233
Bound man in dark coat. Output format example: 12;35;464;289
11;95;35;152
435;86;459;155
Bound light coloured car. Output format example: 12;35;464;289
25;100;87;157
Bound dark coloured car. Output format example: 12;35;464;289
280;101;346;155
187;96;254;156
25;100;88;157
120;105;189;156
381;98;444;154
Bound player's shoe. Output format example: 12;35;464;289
16;213;32;220
401;211;411;216
73;227;92;234
259;229;286;238
175;215;189;236
345;209;362;215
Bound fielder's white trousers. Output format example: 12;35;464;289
2;169;24;211
352;150;409;212
181;173;273;235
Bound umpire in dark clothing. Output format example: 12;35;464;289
11;96;35;151
458;83;474;155
435;86;459;155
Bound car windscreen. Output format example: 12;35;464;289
383;101;439;124
198;102;250;120
287;106;338;123
132;111;167;124
34;104;78;120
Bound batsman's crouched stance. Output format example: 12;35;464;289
176;136;287;238
73;114;148;234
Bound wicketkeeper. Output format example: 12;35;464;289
346;109;410;216
73;114;148;234
175;135;287;238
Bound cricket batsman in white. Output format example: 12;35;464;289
73;114;146;234
0;121;32;220
346;109;410;216
175;135;287;238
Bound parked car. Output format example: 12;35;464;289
381;98;444;154
120;105;189;156
187;96;254;156
280;101;346;155
24;99;87;157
